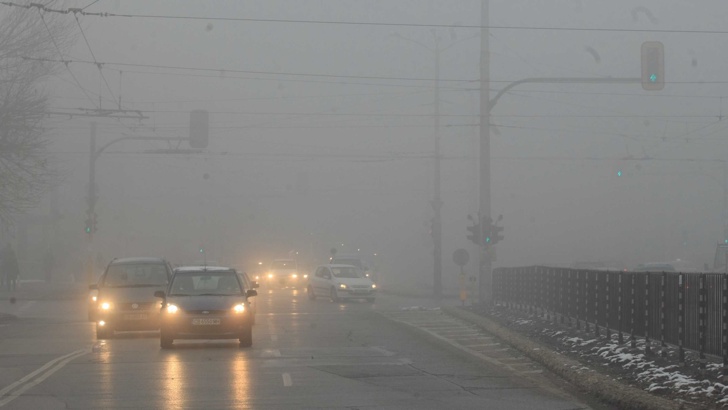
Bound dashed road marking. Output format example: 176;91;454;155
282;372;292;387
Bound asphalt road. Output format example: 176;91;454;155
0;288;595;409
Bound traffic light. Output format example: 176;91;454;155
85;218;92;234
482;221;492;245
641;41;664;91
466;221;481;245
491;224;504;245
189;109;209;149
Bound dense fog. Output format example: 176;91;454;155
5;0;728;292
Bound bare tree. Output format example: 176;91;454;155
0;4;75;224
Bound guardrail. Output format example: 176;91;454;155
493;267;727;374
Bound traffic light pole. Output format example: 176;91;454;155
477;0;641;304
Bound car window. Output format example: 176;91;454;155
331;267;361;279
102;263;169;287
169;272;242;295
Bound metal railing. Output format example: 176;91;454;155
493;267;728;374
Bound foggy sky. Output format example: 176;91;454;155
19;0;728;287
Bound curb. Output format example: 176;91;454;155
443;306;682;410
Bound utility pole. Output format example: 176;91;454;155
87;122;97;243
432;33;443;298
478;0;492;305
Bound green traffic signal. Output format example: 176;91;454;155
617;170;623;177
85;226;91;233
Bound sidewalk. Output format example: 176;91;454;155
0;280;87;302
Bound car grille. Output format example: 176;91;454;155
350;285;371;289
118;302;157;311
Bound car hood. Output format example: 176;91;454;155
334;277;373;287
166;295;245;311
98;286;165;303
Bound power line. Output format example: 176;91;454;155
73;13;116;105
6;2;728;35
21;56;477;83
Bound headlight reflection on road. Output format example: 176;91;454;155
231;353;251;405
162;354;186;409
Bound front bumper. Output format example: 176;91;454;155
97;308;162;331
336;288;376;299
161;312;251;339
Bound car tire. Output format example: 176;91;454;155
330;287;340;303
160;331;173;349
366;298;375;303
239;326;253;348
96;324;113;340
308;286;316;300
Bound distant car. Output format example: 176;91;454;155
90;257;173;339
156;266;257;348
330;255;374;279
265;259;305;288
307;264;377;303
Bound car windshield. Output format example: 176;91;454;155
332;258;363;268
331;267;362;279
271;261;295;269
102;263;168;287
169;272;242;296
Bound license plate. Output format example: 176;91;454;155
192;318;220;325
124;313;148;320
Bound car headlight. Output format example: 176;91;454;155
372;284;377;289
303;274;308;279
233;304;245;313
291;273;298;279
99;302;113;310
91;296;98;302
166;304;179;314
339;283;347;289
255;275;260;280
268;274;273;279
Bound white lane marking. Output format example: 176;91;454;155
261;349;281;358
15;301;36;315
282;373;292;387
271;334;278;342
0;348;88;407
370;346;395;357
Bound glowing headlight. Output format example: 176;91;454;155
166;304;179;314
303;274;308;279
268;274;273;279
255;275;260;280
91;296;97;302
233;304;245;313
339;283;347;289
372;284;377;289
291;274;298;279
100;302;112;310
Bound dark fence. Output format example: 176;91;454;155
494;267;728;368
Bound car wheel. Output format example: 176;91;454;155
239;326;253;348
366;298;375;303
96;324;113;340
308;286;316;300
160;331;174;349
330;287;340;303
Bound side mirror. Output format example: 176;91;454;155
88;284;98;290
154;290;166;299
246;289;257;298
252;281;260;289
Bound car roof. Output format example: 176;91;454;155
174;265;235;273
110;257;168;265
